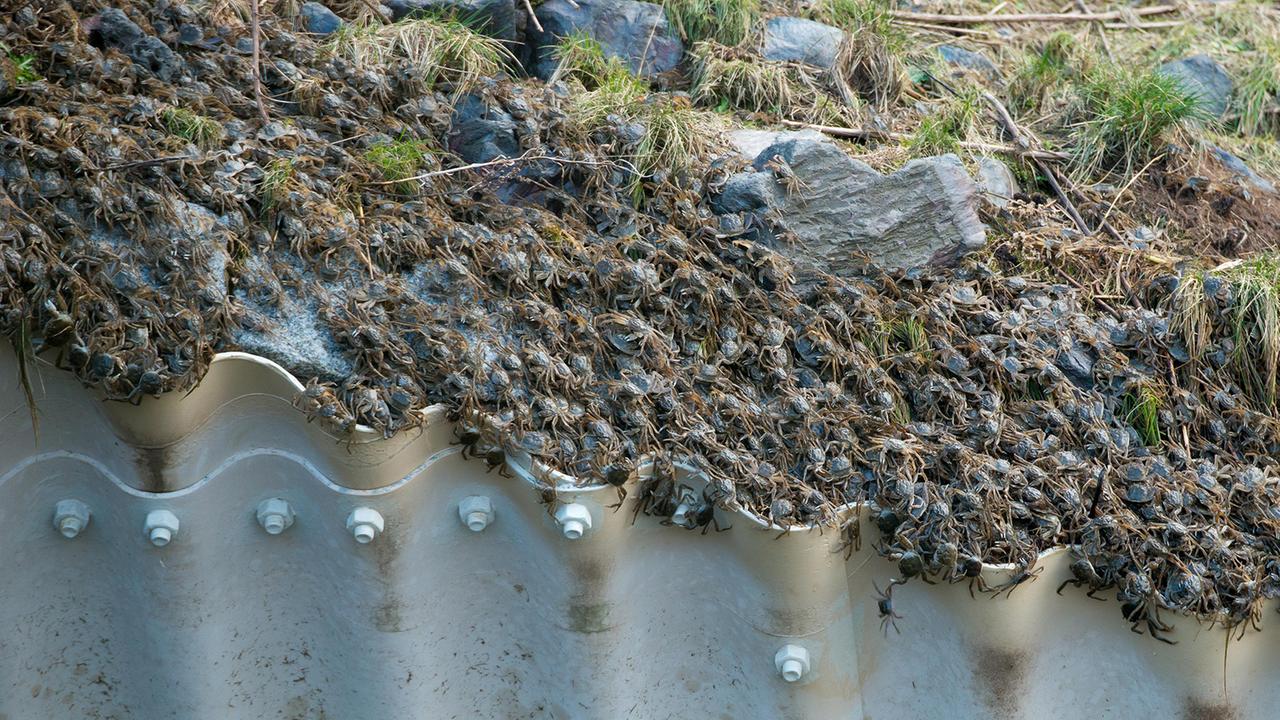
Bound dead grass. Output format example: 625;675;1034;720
690;41;857;124
661;0;758;47
816;0;907;106
569;64;722;195
324;16;511;93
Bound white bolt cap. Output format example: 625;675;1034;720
554;502;593;540
775;644;811;683
458;496;494;532
144;509;180;547
256;498;295;535
346;507;384;544
53;499;91;539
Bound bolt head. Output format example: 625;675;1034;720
346;507;384;544
150;527;173;547
774;644;811;683
256;498;295;535
554;502;593;539
53;500;91;539
143;509;180;547
458;496;494;532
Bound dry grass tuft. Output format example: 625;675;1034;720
160;106;224;149
690;41;857;124
569;64;721;196
661;0;758;47
324;17;511;93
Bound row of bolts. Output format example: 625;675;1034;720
47;496;813;682
52;487;718;546
48;496;594;545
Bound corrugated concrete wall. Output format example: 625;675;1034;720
0;349;1268;719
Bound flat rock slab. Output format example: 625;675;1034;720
385;0;520;40
714;138;985;271
1157;55;1231;118
530;0;682;79
231;254;354;382
762;16;844;70
938;45;1002;82
1211;145;1276;193
725;128;830;160
976;157;1018;207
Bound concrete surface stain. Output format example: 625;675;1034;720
1182;698;1238;720
133;445;173;492
568;602;613;634
973;645;1027;719
371;528;406;633
766;607;815;636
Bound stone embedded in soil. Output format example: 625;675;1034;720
84;201;232;299
385;0;520;41
231;255;354;382
713;139;986;271
86;8;184;82
1211;145;1276;194
761;17;845;71
300;2;343;35
976;157;1019;208
725;128;830;161
449;94;520;163
529;0;683;80
937;45;1002;83
1157;55;1232;118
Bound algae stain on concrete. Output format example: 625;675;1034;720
568;602;613;634
973;645;1027;720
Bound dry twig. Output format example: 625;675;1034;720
250;0;271;124
892;5;1176;25
778;119;1070;161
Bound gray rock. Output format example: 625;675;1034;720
726;128;829;160
711;172;777;213
722;139;985;271
976;157;1018;207
1157;55;1231;118
385;0;519;41
530;0;682;79
1211;145;1276;193
300;2;343;34
88;9;184;82
938;45;1002;82
85;201;231;299
762;16;844;70
448;94;519;163
232;253;353;382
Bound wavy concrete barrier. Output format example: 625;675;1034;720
0;349;1269;719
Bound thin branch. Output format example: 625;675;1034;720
891;5;1176;24
1074;0;1114;61
365;152;612;186
977;92;1093;235
88;155;191;172
892;19;995;37
1101;20;1184;30
779;119;1070;162
523;0;544;33
250;0;271;125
